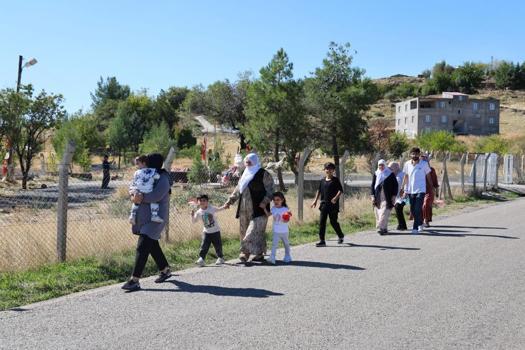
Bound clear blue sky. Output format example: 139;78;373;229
1;0;523;113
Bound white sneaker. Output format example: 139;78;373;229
269;258;276;265
283;256;292;263
215;257;225;265
411;229;419;234
418;225;424;233
195;257;205;267
151;215;164;223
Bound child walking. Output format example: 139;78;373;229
311;162;346;247
269;192;292;265
129;155;163;225
191;194;225;266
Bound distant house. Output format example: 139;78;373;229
394;92;500;138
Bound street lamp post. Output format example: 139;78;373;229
4;55;37;182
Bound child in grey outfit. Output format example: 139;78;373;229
129;155;163;225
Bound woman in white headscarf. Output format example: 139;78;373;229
224;153;274;263
370;159;398;235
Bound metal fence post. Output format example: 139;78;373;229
56;141;75;262
473;154;480;192
297;148;312;222
163;147;176;243
483;153;489;192
460;153;466;194
339;150;350;212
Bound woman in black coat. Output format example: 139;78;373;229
370;159;398;235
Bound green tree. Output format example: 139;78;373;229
183;85;208;115
155;86;189;132
452;62;485;94
91;77;130;131
53;115;96;172
244;49;310;187
139;121;175;156
388;132;410;159
474;135;509;154
0;86;65;189
115;94;156;152
305;42;379;176
106;114;130;169
187;155;208;184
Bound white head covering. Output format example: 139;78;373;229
374;159;392;189
238;153;261;193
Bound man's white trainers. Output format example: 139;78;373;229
215;257;225;265
195;257;205;267
418;225;424;233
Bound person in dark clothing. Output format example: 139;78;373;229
101;155;110;189
122;153;172;291
311;162;346;247
370;159;398;235
389;162;408;231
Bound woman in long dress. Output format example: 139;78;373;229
370;159;398;235
224;153;274;263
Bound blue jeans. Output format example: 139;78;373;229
408;193;425;230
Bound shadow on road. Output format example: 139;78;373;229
343;243;420;251
139;280;284;298
289;260;365;270
430;225;508;230
388;230;518;239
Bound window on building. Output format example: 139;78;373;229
489;117;495;125
472;102;478;111
441;115;448;123
489;102;496;111
397;119;400;126
439;101;446;109
404;117;407;124
398;106;401;112
405;104;408;111
458;95;465;101
425;115;432;123
458;109;461;115
425;127;432;133
410;100;417;109
411;116;414;123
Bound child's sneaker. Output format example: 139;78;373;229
283;256;292;263
195;257;205;267
215;257;225;265
129;215;136;225
269;258;276;265
151;215;164;223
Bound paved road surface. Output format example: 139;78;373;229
1;199;525;349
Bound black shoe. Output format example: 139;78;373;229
315;241;326;247
154;269;172;283
121;279;140;291
379;229;388;235
338;237;345;244
396;226;407;231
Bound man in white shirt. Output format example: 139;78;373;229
400;147;433;234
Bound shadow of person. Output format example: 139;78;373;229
346;243;420;251
430;225;508;230
289;260;365;270
139;280;284;298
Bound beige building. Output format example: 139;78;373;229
395;92;500;138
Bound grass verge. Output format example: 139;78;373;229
0;191;518;310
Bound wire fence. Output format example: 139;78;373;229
1;149;524;272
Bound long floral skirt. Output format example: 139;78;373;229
239;215;268;257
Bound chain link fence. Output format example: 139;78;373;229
4;148;521;272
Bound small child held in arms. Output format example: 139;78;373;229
191;194;226;266
269;191;292;265
128;155;163;225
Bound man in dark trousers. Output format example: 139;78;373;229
311;162;346;247
101;155;110;189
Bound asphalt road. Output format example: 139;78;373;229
1;199;525;349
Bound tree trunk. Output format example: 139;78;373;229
331;133;340;179
274;133;285;191
22;173;28;190
239;133;247;151
118;153;121;170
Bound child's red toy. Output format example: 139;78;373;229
282;211;292;222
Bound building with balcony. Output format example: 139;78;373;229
394;92;499;138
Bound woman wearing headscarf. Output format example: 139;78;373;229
224;153;274;263
370;159;398;235
388;161;408;231
122;153;172;291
